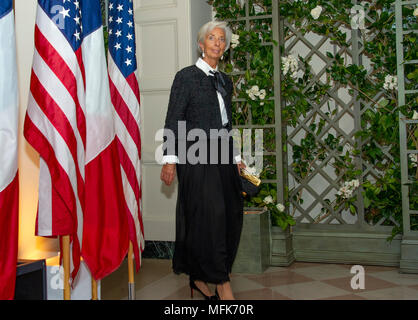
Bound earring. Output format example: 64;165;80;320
202;52;205;58
221;55;224;60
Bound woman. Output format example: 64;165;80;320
160;21;245;300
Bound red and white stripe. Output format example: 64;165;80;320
108;54;145;271
23;4;86;281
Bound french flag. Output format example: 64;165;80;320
81;0;130;281
0;0;19;300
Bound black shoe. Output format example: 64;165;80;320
189;279;218;300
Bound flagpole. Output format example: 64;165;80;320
128;241;135;300
62;235;71;300
91;278;98;300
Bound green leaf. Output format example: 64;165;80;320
378;98;389;108
363;195;371;209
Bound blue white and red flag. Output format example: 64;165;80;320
107;0;144;271
0;0;19;300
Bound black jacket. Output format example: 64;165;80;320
163;65;236;159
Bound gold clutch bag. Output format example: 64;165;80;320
240;168;261;197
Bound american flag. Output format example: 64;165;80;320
24;0;86;282
0;0;19;300
107;0;144;271
24;0;131;283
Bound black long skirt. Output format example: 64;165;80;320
172;138;244;284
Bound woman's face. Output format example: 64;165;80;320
200;27;227;62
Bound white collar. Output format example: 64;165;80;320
195;57;218;76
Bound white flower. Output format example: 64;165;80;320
337;186;353;199
276;203;285;212
310;5;323;20
414;7;418;17
231;33;240;49
345;179;360;189
412;110;418;120
245;91;255;100
237;107;242;113
246;85;268;101
231;34;240;41
383;75;398;91
253;3;264;14
263;195;273;204
410;154;418;167
246;92;256;100
236;77;245;89
282;54;298;79
246;85;260;100
338;179;360;199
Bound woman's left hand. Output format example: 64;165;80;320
237;162;246;174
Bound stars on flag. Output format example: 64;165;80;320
108;0;137;76
73;15;80;25
53;0;83;47
59;7;71;20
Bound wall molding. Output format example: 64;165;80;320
136;0;178;11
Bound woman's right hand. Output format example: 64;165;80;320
160;163;176;186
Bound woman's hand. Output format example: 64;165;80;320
237;162;246;174
160;163;176;186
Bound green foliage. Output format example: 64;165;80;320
267;202;296;230
100;0;109;52
210;0;417;237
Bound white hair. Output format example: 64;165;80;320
197;20;232;53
